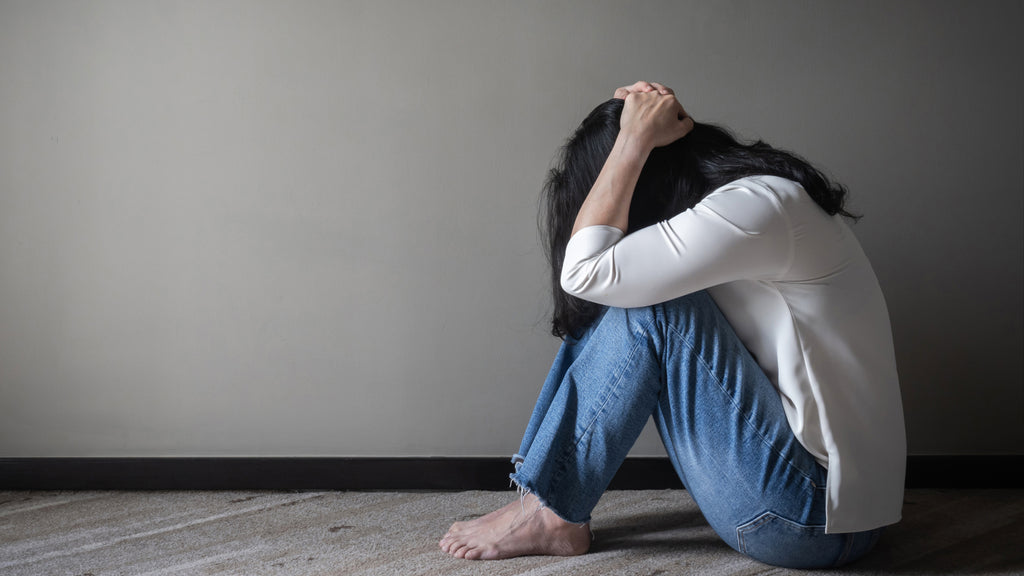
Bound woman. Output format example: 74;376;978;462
440;82;906;569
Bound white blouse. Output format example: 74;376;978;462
561;175;905;534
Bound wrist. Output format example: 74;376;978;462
610;132;653;167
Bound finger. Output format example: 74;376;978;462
662;96;683;118
668;98;694;133
680;115;695;137
614;82;649;98
615;81;661;99
650;82;674;95
668;97;688;119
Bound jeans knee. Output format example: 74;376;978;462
659;290;715;314
591;291;718;342
603;304;658;336
654;291;723;331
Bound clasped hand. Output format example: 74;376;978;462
613;81;694;150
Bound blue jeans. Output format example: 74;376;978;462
510;292;882;569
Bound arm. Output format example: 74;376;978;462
561;178;794;308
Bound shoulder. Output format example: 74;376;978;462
691;175;800;228
707;175;805;203
700;175;821;224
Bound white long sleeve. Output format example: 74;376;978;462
560;175;906;534
561;177;793;306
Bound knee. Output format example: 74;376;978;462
594;291;718;339
653;291;720;328
602;304;657;336
658;290;715;313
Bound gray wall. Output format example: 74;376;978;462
1;1;1021;458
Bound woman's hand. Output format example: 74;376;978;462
569;82;694;236
620;90;694;151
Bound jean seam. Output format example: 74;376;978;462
664;317;819;487
541;443;576;519
571;321;647;451
736;511;779;554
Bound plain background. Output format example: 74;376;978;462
1;1;1021;458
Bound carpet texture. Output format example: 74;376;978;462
2;489;1022;575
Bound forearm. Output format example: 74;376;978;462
570;135;651;236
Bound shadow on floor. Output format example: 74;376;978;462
590;490;1024;575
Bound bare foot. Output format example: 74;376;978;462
439;493;591;560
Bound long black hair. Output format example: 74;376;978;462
542;98;857;339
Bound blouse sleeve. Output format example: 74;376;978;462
560;178;795;308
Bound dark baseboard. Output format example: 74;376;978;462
0;455;1020;491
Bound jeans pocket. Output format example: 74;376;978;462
736;511;844;569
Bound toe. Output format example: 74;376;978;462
453;543;471;559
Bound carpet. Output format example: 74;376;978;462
2;489;1022;575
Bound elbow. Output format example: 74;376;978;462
559;227;623;300
559;264;586;297
560;260;614;301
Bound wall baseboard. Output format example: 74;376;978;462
0;455;1019;490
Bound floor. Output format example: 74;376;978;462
1;489;1023;575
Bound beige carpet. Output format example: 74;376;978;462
1;489;1022;575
